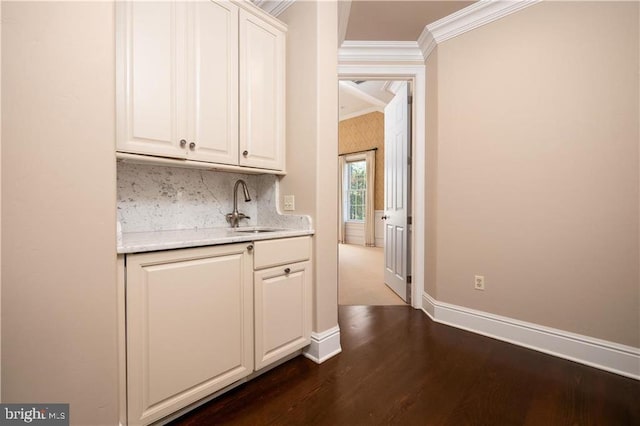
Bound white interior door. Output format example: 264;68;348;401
383;82;411;303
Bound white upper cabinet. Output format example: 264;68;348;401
116;0;286;172
186;1;238;164
116;1;188;159
239;9;285;171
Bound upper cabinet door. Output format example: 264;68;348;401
116;1;188;159
186;1;239;165
239;9;285;171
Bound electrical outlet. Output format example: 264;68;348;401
284;195;295;211
474;275;485;291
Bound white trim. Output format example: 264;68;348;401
252;0;296;17
338;63;425;311
422;292;640;380
303;326;342;363
339;106;384;122
425;0;541;44
339;81;387;107
339;41;424;63
387;81;403;95
340;2;541;64
416;28;437;60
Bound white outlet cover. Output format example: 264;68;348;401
284;195;295;211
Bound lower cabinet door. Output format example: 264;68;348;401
126;244;253;425
254;261;312;370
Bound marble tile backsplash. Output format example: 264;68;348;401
117;162;311;233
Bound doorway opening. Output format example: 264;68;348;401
338;79;413;307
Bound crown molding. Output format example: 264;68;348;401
343;1;540;63
425;0;541;44
252;0;296;17
339;41;424;63
339;81;387;107
387;81;404;95
417;28;437;61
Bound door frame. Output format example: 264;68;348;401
338;64;426;310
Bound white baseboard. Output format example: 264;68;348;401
422;292;640;380
303;325;342;364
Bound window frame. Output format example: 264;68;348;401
342;153;367;224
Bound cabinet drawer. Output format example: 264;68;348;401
254;236;311;269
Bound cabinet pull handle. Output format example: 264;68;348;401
242;150;249;157
179;139;187;147
284;268;291;274
189;142;196;150
247;244;254;252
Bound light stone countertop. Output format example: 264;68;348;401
118;227;314;254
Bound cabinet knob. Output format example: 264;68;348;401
284;268;291;274
189;142;196;150
179;139;187;147
247;244;254;252
242;150;249;157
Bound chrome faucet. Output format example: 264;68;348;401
226;179;251;227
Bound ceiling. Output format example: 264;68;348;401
338;1;477;120
339;81;398;121
345;1;476;41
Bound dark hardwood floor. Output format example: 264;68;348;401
171;306;640;425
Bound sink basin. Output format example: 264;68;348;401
233;227;285;233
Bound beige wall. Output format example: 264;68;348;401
339;111;385;210
424;48;438;298
0;1;3;401
279;1;339;333
2;2;119;423
430;1;639;347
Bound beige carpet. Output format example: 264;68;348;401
339;243;406;306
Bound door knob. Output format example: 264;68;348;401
381;215;388;220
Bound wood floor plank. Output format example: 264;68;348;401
170;306;639;426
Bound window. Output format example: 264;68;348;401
346;160;366;221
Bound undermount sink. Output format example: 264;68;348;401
233;227;285;233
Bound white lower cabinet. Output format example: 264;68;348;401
123;236;312;425
254;260;312;369
253;236;312;370
125;243;254;425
